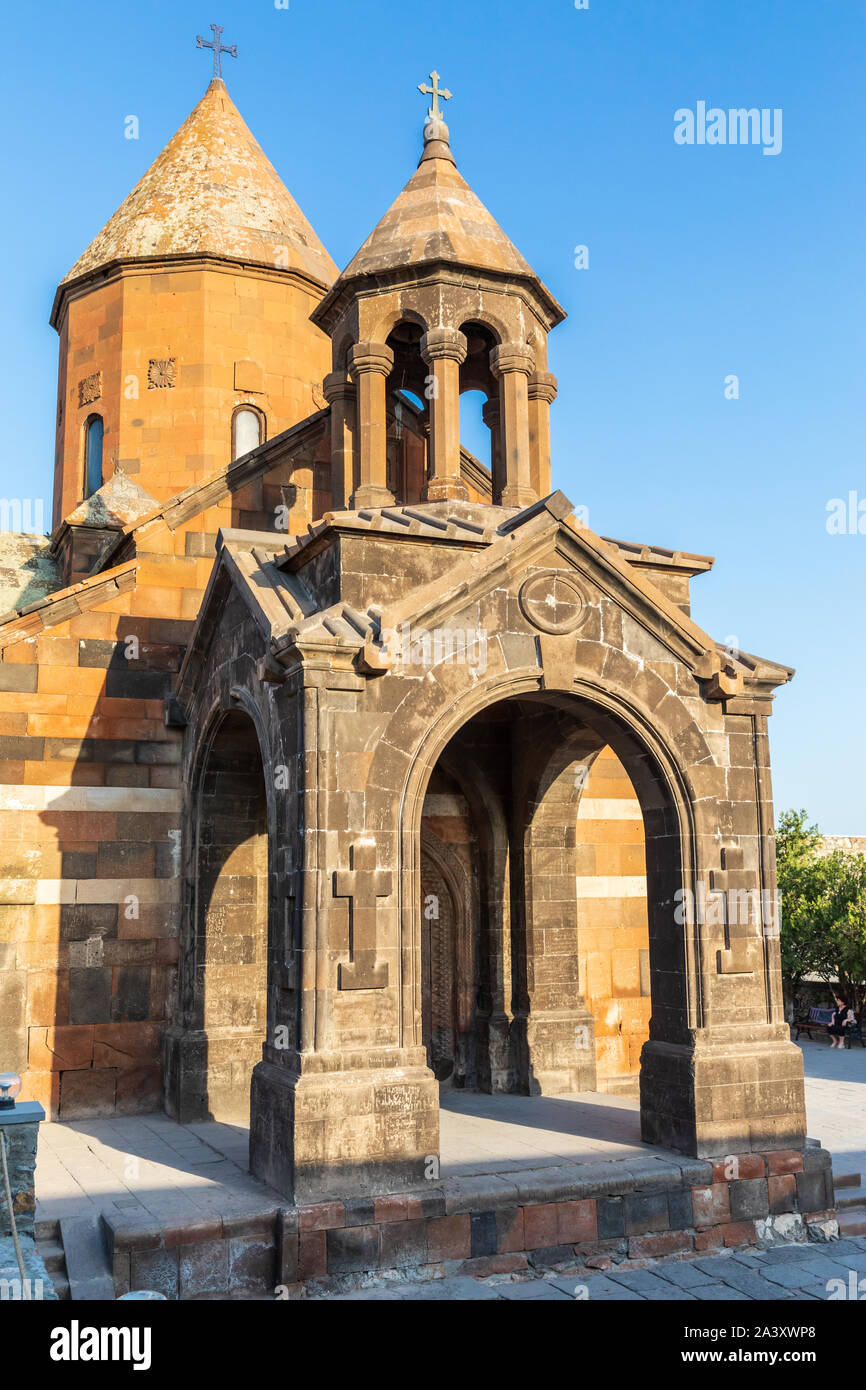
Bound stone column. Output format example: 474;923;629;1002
490;343;536;509
322;370;357;511
420;327;468;501
348;342;395;508
527;371;557;500
482;397;504;503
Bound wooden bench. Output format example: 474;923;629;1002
844;1014;865;1049
794;1006;833;1040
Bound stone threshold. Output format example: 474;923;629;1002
61;1145;838;1300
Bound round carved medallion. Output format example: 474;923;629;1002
519;570;589;634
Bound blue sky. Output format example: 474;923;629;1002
1;0;863;830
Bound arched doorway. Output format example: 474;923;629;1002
419;774;477;1086
187;709;270;1123
411;691;682;1105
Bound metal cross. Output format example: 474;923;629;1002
196;23;237;81
418;70;452;121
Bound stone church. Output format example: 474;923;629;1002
0;62;814;1225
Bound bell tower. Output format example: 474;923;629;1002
312;74;566;511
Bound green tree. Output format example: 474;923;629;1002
774;809;829;1010
775;810;866;1020
815;848;866;1016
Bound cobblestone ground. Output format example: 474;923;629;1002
320;1237;866;1301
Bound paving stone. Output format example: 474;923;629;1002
692;1256;740;1278
690;1284;753;1301
581;1281;645;1301
760;1263;819;1288
759;1245;817;1264
654;1261;715;1289
712;1264;786;1299
606;1268;679;1295
498;1280;572;1299
797;1256;861;1282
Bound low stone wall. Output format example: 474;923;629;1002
0;1233;58;1301
0;1108;42;1239
98;1146;837;1299
0;1103;57;1300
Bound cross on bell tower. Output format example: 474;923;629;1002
417;70;452;121
196;23;237;81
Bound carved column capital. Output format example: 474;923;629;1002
348;342;394;380
482;397;501;430
420;327;468;365
528;371;558;404
322;370;356;405
490;343;535;379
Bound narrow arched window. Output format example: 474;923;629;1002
232;407;265;460
84;415;104;498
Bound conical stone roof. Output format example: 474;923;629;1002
61;79;337;290
326;114;562;323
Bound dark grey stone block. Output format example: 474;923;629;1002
111;965;151;1023
69;967;113;1024
729;1178;769;1221
470;1209;497;1258
624;1191;669;1235
797;1170;828;1214
326;1225;382;1274
343;1197;376;1227
596;1197;624;1239
667;1187;694;1229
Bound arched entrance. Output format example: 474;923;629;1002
410;690;686;1107
173;708;270;1123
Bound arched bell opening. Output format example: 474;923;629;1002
385;321;429;503
459;321;499;496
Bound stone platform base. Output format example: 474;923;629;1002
93;1144;836;1300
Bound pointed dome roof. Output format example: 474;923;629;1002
319;113;563;326
60;79;337;292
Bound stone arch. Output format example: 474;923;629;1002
370;305;431;348
333;332;356;371
170;700;272;1123
384;669;704;1076
456;309;508;347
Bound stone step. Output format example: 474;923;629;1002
836;1188;866;1210
837;1206;866;1238
59;1216;115;1301
38;1239;67;1274
50;1272;70;1301
833;1172;863;1190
